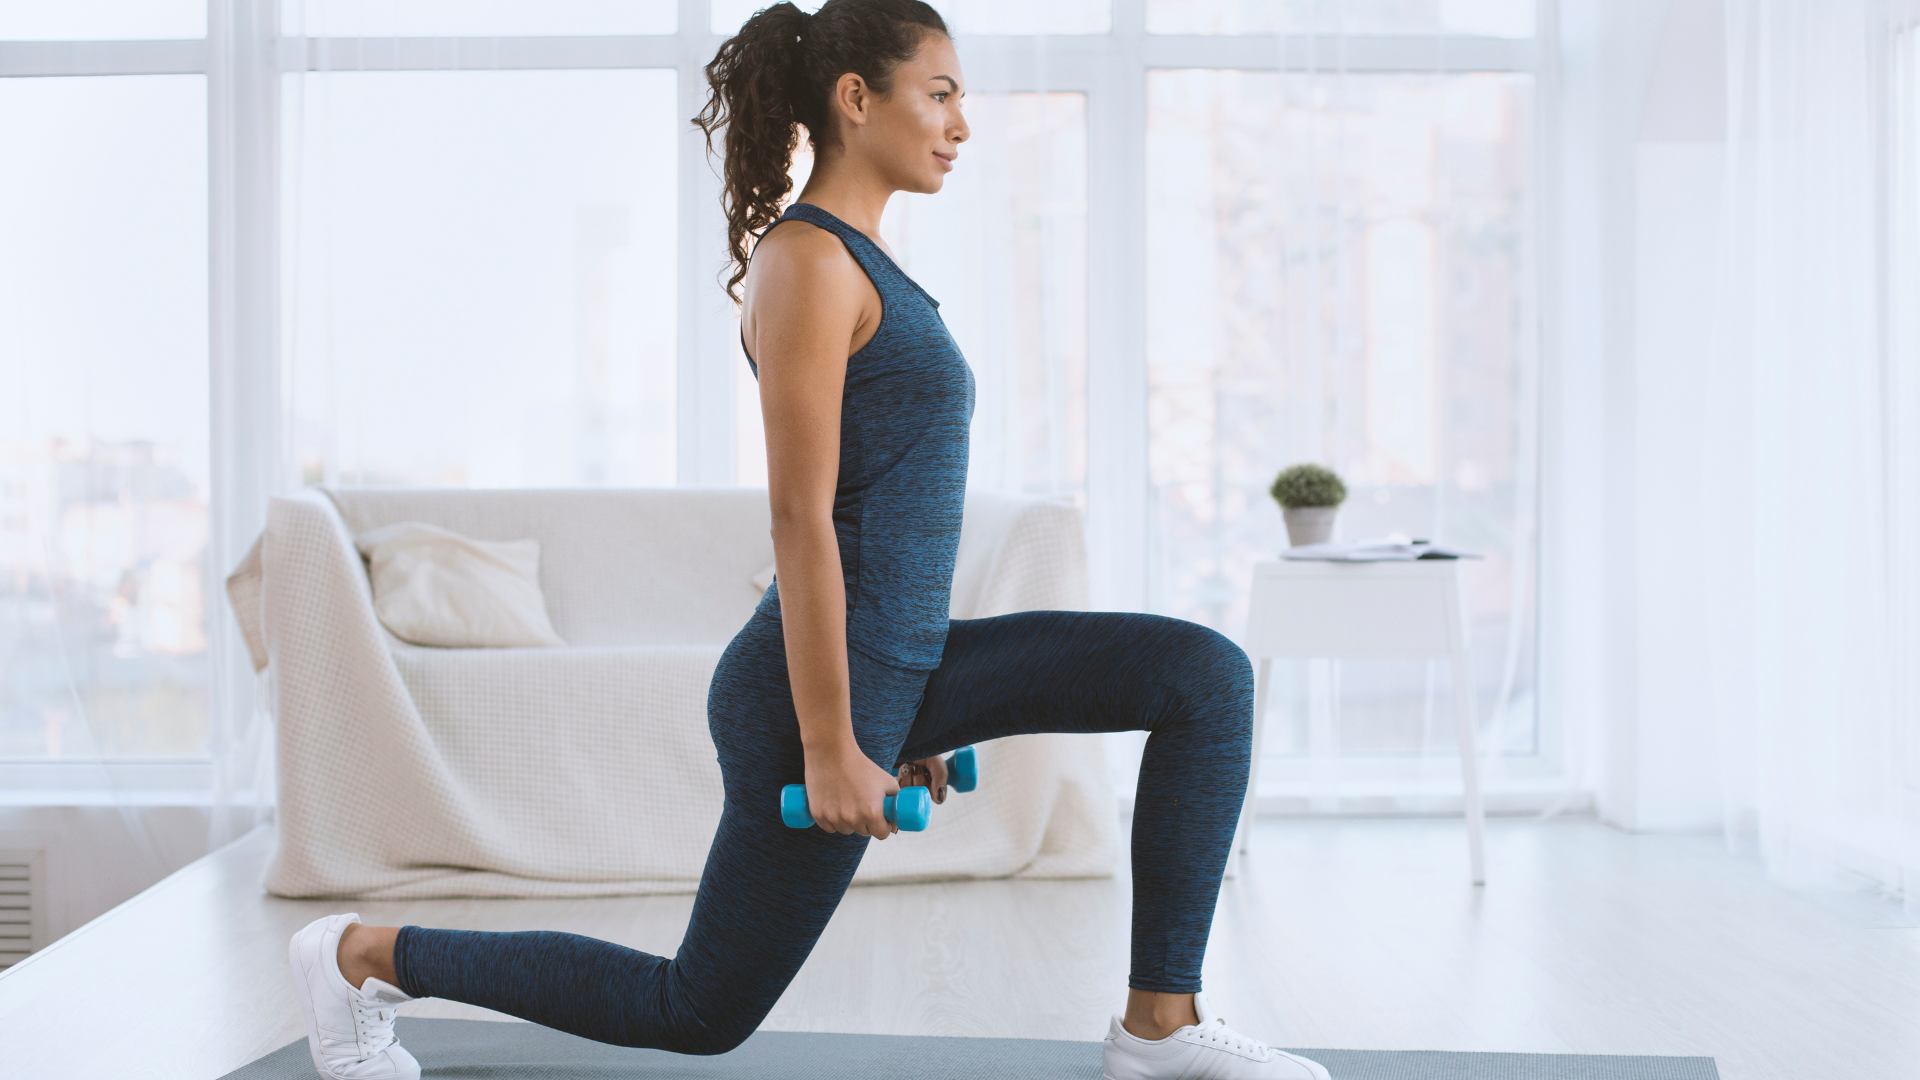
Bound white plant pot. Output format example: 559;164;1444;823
1283;506;1338;547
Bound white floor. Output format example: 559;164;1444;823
3;815;1916;1079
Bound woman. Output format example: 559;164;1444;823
286;4;1328;1078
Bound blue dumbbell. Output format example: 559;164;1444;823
779;745;981;830
782;784;932;830
945;745;979;793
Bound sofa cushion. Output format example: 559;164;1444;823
355;521;565;649
326;488;775;648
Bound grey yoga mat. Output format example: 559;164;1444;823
223;1018;1721;1080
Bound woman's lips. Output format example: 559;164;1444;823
934;151;955;171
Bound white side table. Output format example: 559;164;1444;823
1238;558;1487;885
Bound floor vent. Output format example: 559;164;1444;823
0;849;46;970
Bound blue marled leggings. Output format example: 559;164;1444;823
391;609;1253;1054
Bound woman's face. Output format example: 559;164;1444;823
846;32;969;194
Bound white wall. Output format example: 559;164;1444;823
1547;0;1731;832
1628;0;1729;831
0;805;215;952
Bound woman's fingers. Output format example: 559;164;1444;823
820;801;892;838
861;799;893;839
804;747;902;838
827;785;900;838
896;756;949;803
878;770;900;836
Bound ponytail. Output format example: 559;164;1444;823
693;0;949;302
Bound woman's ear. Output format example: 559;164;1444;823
831;71;871;132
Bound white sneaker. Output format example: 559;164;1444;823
1102;992;1330;1080
287;913;421;1080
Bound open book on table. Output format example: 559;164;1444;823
1282;537;1483;562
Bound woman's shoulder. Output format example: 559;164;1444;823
744;218;876;317
751;217;859;278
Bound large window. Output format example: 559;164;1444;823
0;75;211;759
1146;69;1538;775
288;69;679;488
2;1;1550;802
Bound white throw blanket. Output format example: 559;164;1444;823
229;486;1118;899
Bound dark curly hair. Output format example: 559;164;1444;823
693;0;950;302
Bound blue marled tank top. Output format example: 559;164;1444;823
744;202;976;670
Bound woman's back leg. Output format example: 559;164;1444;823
393;614;926;1054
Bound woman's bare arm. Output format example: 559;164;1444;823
741;222;898;838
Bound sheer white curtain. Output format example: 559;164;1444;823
1700;0;1919;901
282;53;679;490
0;65;209;881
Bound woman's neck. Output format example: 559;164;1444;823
793;161;893;243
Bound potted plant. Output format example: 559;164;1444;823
1270;463;1347;547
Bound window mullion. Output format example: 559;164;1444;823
0;38;206;76
1140;35;1533;74
1087;0;1149;612
207;0;285;774
294;35;681;71
677;0;733;485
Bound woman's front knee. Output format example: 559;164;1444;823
1169;620;1252;689
1157;620;1255;734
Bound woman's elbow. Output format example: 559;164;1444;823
768;504;833;542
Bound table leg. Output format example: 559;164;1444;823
1451;648;1487;885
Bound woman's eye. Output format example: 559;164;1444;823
934;92;948;102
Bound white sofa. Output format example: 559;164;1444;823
228;486;1118;900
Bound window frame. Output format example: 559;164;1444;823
0;0;1553;801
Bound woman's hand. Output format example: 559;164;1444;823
896;755;951;804
803;741;902;838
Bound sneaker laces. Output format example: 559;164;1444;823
344;992;400;1058
1188;1017;1272;1058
